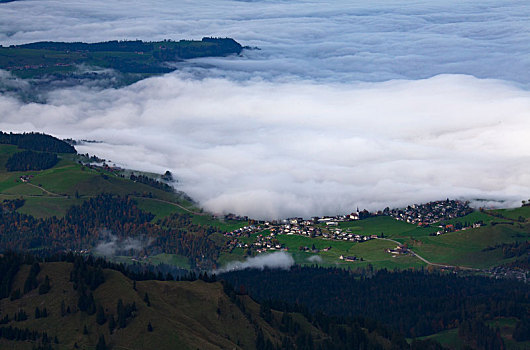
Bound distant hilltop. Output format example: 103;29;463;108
10;37;243;59
0;37;244;78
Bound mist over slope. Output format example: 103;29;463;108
0;0;529;218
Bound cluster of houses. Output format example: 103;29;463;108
222;199;480;255
223;213;381;254
386;245;410;255
389;199;472;225
225;213;380;243
431;222;483;236
339;255;362;262
225;224;260;237
485;266;528;283
251;234;285;253
19;174;34;183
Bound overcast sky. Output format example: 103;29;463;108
0;0;529;218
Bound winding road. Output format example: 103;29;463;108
376;237;480;271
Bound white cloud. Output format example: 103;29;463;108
94;231;152;256
0;0;529;84
0;0;529;219
307;255;323;263
216;251;295;273
0;73;528;219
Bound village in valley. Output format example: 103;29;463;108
222;199;480;259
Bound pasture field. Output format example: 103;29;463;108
0;149;195;219
410;222;530;268
338;216;425;237
492;206;530;221
192;215;250;232
1;143;529;271
277;234;425;269
135;197;197;221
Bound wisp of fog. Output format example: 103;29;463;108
215;251;295;273
0;0;529;218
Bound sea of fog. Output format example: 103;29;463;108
0;0;529;219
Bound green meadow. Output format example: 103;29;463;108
1;143;529;271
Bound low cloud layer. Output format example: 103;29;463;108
216;252;295;273
1;0;529;84
0;1;529;219
0;73;528;218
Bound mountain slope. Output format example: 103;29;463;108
0;259;414;350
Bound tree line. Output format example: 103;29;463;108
129;173;174;192
221;265;530;339
0;131;76;153
0;194;224;266
5;150;58;171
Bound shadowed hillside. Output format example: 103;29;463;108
0;255;436;350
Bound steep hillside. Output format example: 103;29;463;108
0;258;421;350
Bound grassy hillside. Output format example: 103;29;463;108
1;142;528;272
0;144;197;219
221;210;530;271
0;260;404;350
0;262;259;349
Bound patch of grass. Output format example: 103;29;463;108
135;197;187;220
192;215;249;232
2;182;45;195
0;150;196;218
276;234;425;269
491;206;530;221
442;211;502;226
148;253;191;269
411;223;530;268
217;248;248;267
338;216;436;239
419;328;461;349
16;197;84;218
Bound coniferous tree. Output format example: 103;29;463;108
144;292;151;306
10;288;21;301
38;275;51;295
96;334;107;350
117;299;126;328
96;305;107;325
512;318;530;342
23;263;40;294
108;315;116;334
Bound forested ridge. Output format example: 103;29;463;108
0;195;223;267
0;252;447;350
222;266;530;339
0;131;76;153
1;38;244;77
14;37;242;59
5;150;58;171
